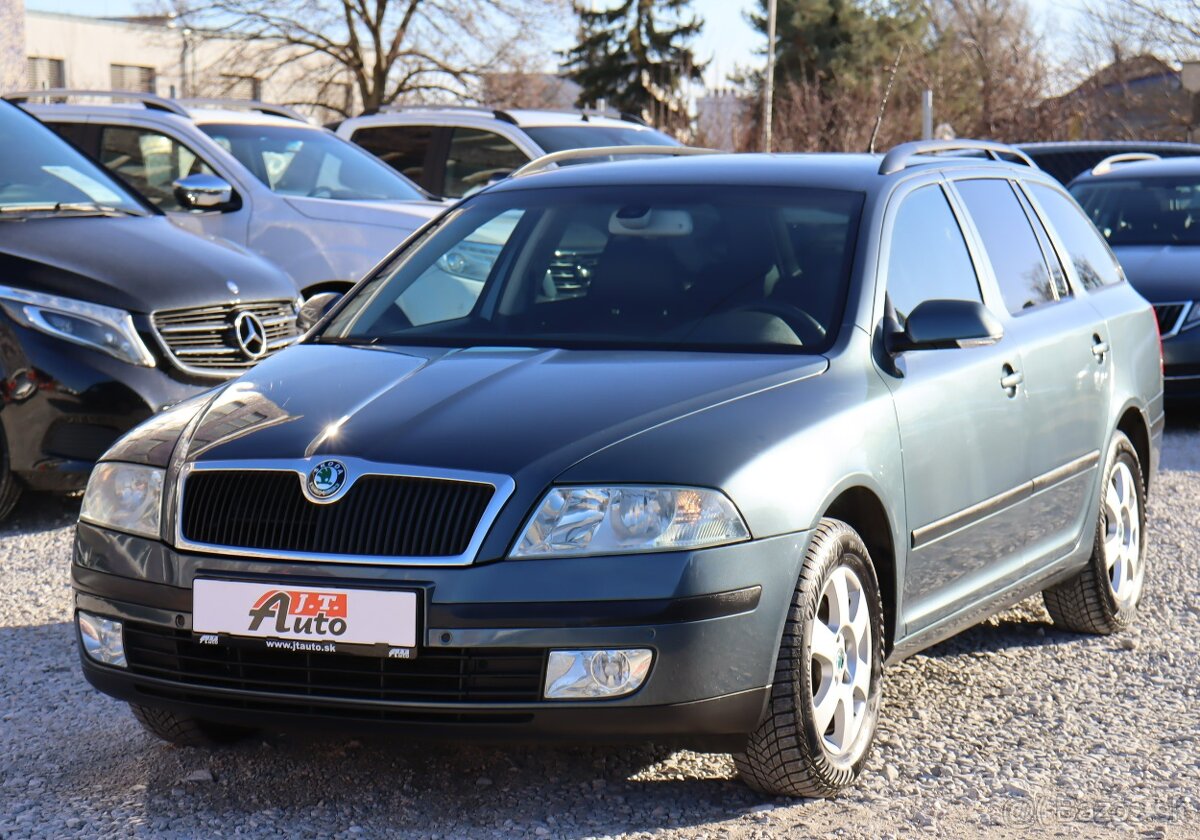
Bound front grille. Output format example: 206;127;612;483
152;300;298;377
123;622;545;705
1153;302;1187;335
181;470;494;557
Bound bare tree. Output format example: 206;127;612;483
163;0;562;115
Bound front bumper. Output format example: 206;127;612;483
0;318;205;492
73;525;811;749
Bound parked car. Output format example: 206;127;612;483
1017;140;1200;185
0;99;301;521
73;141;1161;798
335;106;680;198
7;91;445;298
1069;154;1200;398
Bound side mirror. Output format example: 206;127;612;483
297;291;342;332
173;173;237;212
889;299;1003;352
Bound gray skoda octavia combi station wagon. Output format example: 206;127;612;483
73;141;1162;797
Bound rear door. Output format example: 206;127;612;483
952;177;1109;564
879;181;1034;634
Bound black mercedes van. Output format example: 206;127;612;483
0;100;301;519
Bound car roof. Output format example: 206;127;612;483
483;151;1045;195
1017;140;1200;153
1070;155;1200;184
20;101;315;129
339;107;651;131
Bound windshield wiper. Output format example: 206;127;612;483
0;201;140;217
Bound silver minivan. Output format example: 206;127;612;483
11;91;445;298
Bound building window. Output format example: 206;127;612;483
220;75;262;100
111;64;156;93
26;57;65;90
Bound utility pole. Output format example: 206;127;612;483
763;0;777;152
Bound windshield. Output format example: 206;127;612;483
321;184;863;353
524;125;680;156
200;123;426;201
0;103;147;215
1071;175;1200;246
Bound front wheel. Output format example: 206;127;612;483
0;427;23;523
130;704;256;748
1043;431;1147;634
734;519;884;798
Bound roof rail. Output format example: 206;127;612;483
879;139;1037;175
3;88;189;116
177;98;308;122
511;145;719;178
379;103;496;115
1090;152;1161;177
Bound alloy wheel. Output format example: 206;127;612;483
808;565;872;756
1103;460;1143;607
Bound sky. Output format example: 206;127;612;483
27;0;1079;90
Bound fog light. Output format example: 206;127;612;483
78;611;126;668
544;649;653;699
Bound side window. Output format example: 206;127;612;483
350;125;433;186
1028;183;1124;290
98;126;215;211
887;185;982;325
49;121;92;152
956;179;1056;314
1014;184;1071;299
444;128;529;199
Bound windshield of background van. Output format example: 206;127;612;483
201;123;426;201
321;185;864;353
1072;176;1200;246
0;103;146;214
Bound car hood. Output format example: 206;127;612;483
182;344;826;483
284;197;445;230
1112;245;1200;301
0;215;296;312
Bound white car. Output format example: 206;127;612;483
11;91;446;298
335;106;680;199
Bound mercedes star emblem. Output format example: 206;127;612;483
233;311;268;359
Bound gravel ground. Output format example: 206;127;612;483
2;431;1199;839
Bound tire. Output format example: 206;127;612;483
130;704;255;748
0;427;23;523
1043;431;1147;635
734;518;885;798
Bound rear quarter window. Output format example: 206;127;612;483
1029;182;1124;289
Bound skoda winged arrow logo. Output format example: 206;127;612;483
307;460;347;499
233;311;267;360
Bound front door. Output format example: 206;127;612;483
879;182;1034;634
94;123;249;247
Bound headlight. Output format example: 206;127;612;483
0;285;155;366
80;463;164;539
1180;302;1200;333
436;240;501;281
511;485;750;558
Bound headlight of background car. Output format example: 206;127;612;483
80;463;164;539
436;240;502;281
1179;302;1200;333
511;486;750;558
0;285;155;367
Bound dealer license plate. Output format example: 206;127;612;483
193;579;418;655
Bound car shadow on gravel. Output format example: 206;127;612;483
0;491;80;537
915;598;1086;659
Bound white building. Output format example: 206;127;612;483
19;10;356;120
1;0;25;91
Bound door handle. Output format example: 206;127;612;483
1000;365;1023;395
1092;336;1110;362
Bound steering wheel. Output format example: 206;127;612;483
731;300;826;345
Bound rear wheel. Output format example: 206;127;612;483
734;519;884;798
130;704;256;748
1043;431;1147;634
0;428;23;523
